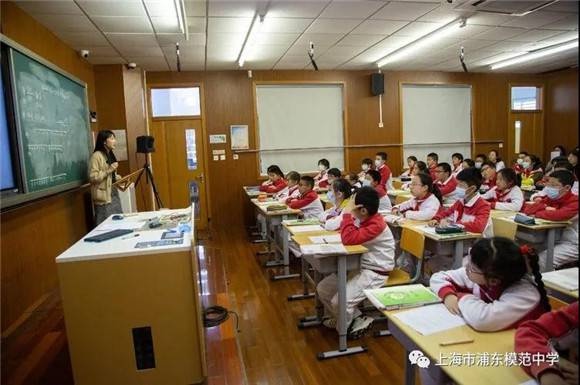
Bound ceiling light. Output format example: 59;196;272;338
238;13;265;68
490;39;578;70
173;0;188;38
376;18;466;68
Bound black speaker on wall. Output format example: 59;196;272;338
371;73;384;96
136;135;155;154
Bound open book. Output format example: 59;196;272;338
364;284;441;311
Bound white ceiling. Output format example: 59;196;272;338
12;0;579;73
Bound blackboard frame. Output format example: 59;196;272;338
0;34;92;210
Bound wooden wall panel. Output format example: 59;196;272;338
545;69;579;159
1;1;96;332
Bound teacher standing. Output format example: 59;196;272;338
89;130;123;225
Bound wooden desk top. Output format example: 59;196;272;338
292;234;367;254
243;186;272;197
384;309;532;385
387;189;412;197
493;215;571;230
250;199;301;216
407;223;481;242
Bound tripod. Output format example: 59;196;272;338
135;161;163;209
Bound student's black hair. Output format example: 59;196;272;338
366;169;381;183
552;161;574;172
376;151;388;161
497;168;517;186
286;171;300;182
526;154;543;170
452;153;464;162
489;149;502;162
414;161;428;173
481;160;496;171
94;130;116;154
267;165;284;178
549;170;575;187
470;238;550;312
328;168;341;178
354;186;379;216
345;172;358;183
553;145;566;156
332;178;353;200
427;152;438;162
318;158;330;169
518;151;529;156
407;156;418;162
415;172;442;203
475;153;487;162
361;158;373;166
569;148;580;158
463;158;475;167
436;162;452;175
456;167;483;189
550;156;568;165
300;175;315;189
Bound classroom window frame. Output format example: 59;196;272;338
510;85;544;112
149;86;202;120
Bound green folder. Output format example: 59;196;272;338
364;284;441;310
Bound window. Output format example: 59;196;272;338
150;87;200;117
511;86;541;111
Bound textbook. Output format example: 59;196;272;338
364;284;441;311
542;268;579;291
283;218;320;226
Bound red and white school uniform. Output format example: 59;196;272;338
314;169;329;188
481;185;524;211
275;184;299;202
318;198;350;231
259;178;287;193
433;194;493;237
515;301;578;380
394;193;441;221
530;181;579;200
451;164;463;178
428;165;438;181
286;190;324;219
493;160;506;171
435;175;458;199
374;184;392;211
377;164;391;190
480;175;496;193
317;213;395;327
430;266;545;331
522;191;578;268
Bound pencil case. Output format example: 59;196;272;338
435;225;464;234
514;213;536;225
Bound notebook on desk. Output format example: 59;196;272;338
364;284;441;311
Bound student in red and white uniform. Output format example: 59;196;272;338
321;168;342;199
429;167;493;237
319;178;352;231
313;158;330;188
363;169;391;211
451;152;464;178
522;170;578;269
515;301;578;385
426;152;439;181
488;149;506;171
392;173;441;221
344;172;362;193
433;162;459;203
259;165;287;193
480;161;497;193
358;158;373;182
275;171;300;202
317;186;396;338
513;151;529;175
482;168;524;211
474;153;487;170
521;154;544;185
401;161;428;191
400;156;418;177
531;161;579;200
374;151;392;190
286;175;324;219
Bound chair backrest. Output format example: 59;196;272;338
548;295;568;311
400;226;425;260
492;217;518;240
395;194;411;206
393;180;404;190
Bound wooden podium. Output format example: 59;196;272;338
56;207;206;385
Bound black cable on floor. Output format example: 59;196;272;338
203;305;240;332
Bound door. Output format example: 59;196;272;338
508;112;544;162
150;119;209;229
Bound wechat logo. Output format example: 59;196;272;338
408;350;431;368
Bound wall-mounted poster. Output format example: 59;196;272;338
230;125;249;150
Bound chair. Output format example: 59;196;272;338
548;295;567;311
492;217;518;240
394;194;411;206
385;226;426;286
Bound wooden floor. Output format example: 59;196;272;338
3;224;413;385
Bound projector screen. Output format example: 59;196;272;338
255;84;344;175
0;72;16;191
401;84;472;166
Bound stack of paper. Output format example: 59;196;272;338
308;234;342;244
300;243;347;255
393;303;466;335
542;268;579;291
290;225;324;233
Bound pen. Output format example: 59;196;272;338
121;233;140;240
439;338;474;347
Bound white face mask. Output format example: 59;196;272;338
361;164;369;171
362;179;372;187
475;162;482;169
374;159;383;167
522;162;531;169
318;164;326;171
516;158;524;165
455;186;467;200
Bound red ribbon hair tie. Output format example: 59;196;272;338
520;244;531;255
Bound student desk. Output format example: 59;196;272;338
243;185;264;198
251;198;301;271
493;216;571;272
318;193;333;210
292;234;369;360
56;207;206;385
387;189;413;205
542;268;579;303
383;307;532;385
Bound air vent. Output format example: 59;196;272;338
455;0;558;16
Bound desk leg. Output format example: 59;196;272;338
288;256;315;300
264;217;283;266
544;228;556;272
452;240;464;269
271;222;300;280
317;255;367;360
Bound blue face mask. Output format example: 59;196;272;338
362;179;372;187
455;186;467;200
544;186;561;200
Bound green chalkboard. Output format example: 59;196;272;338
10;48;90;193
